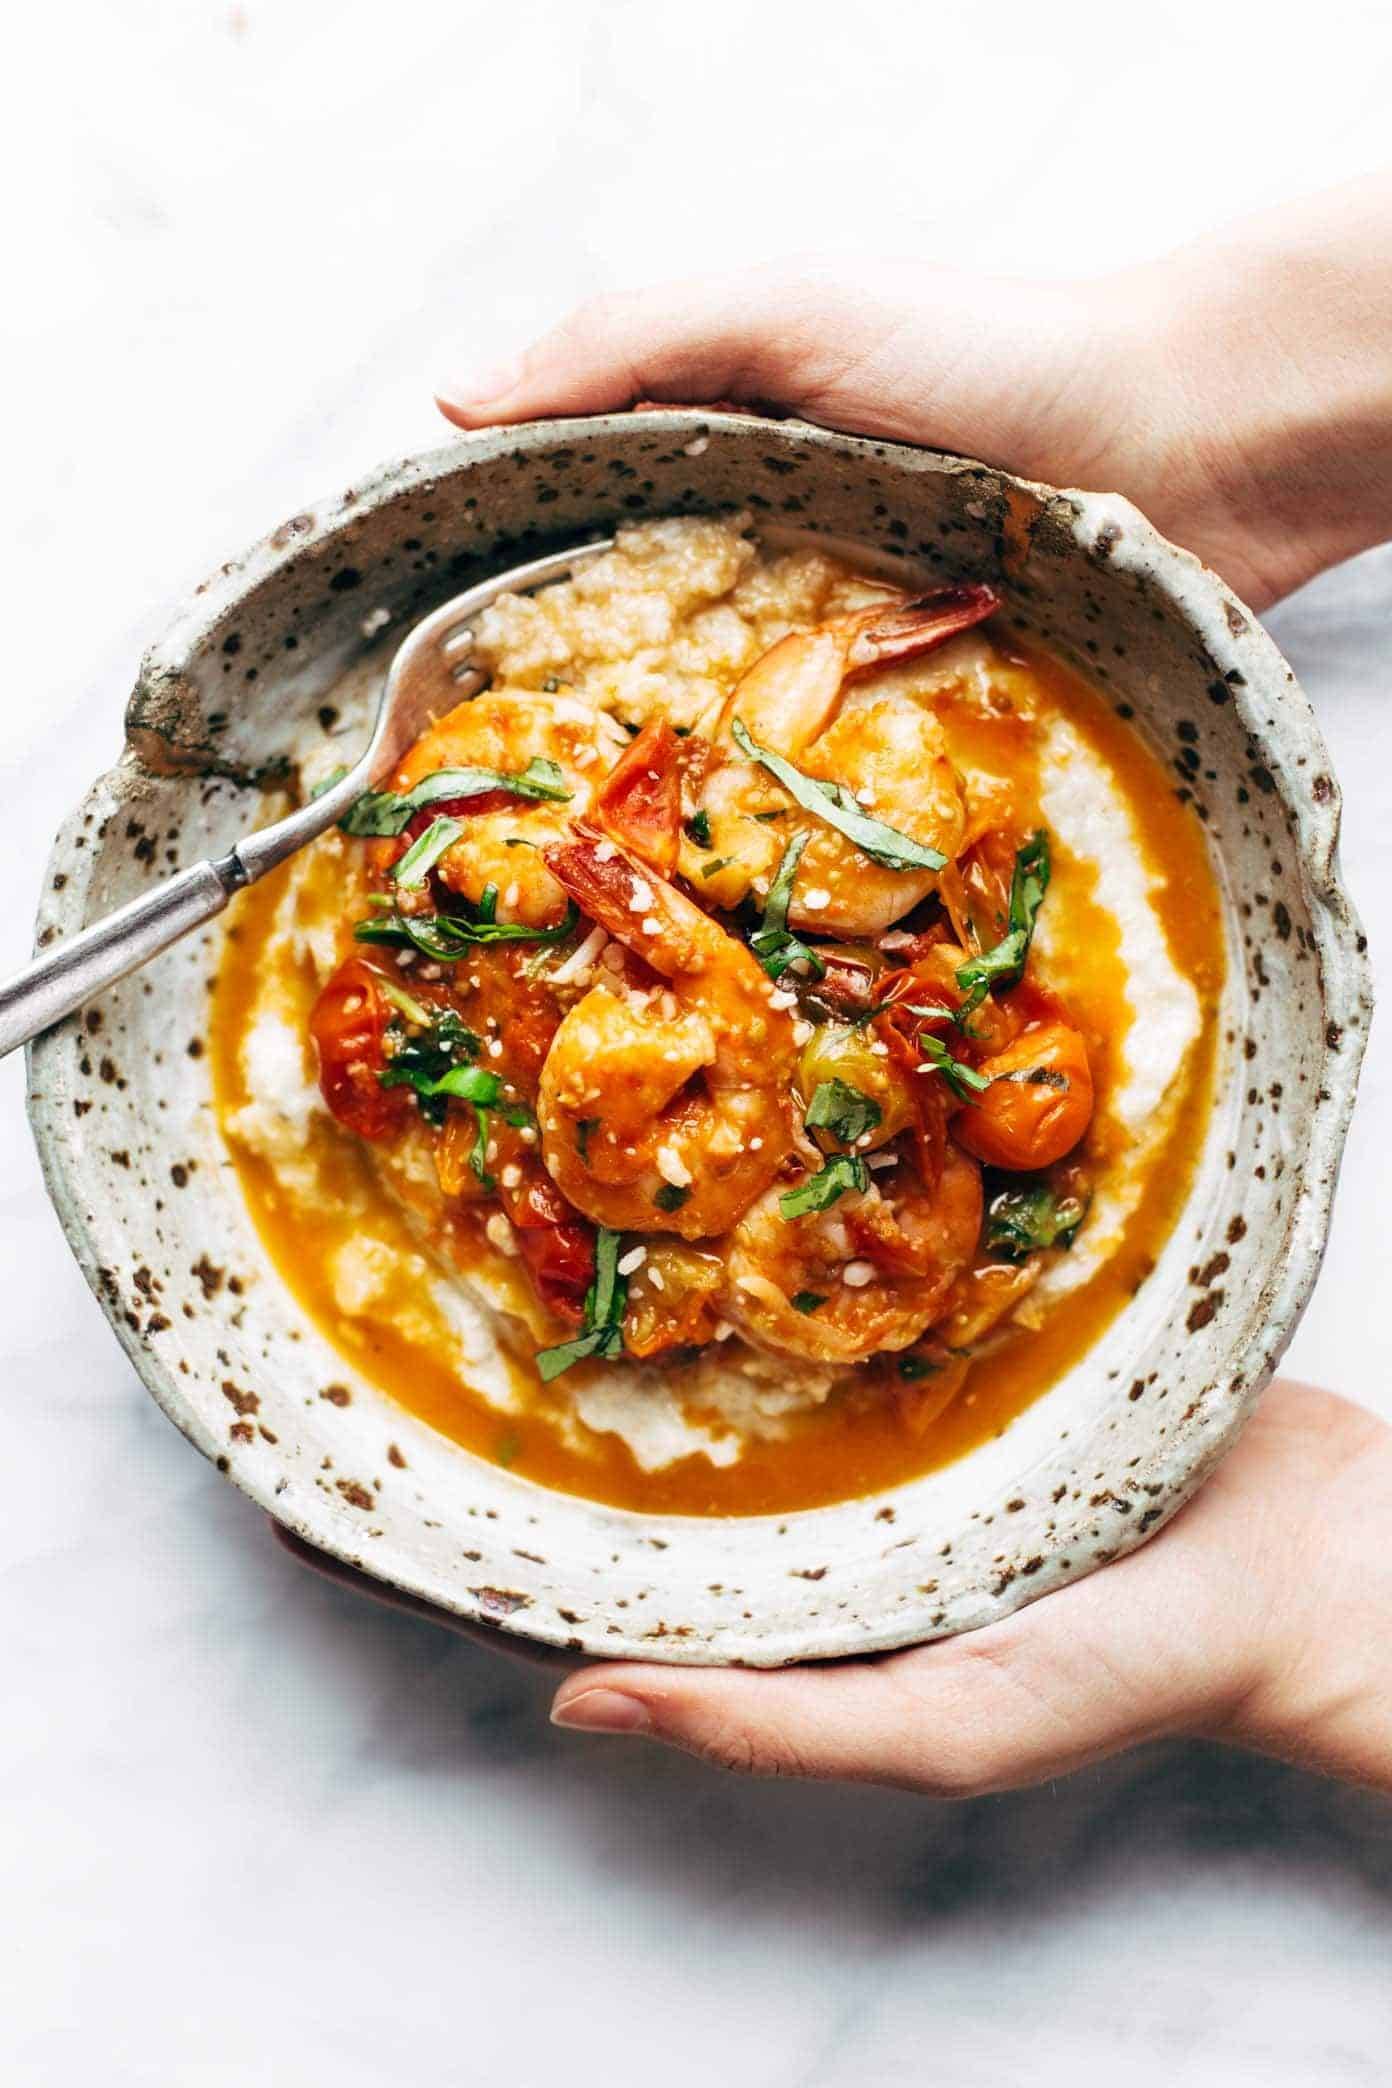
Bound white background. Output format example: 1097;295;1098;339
4;2;1392;2082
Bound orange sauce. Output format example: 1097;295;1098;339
209;635;1224;1516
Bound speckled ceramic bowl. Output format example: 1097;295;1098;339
26;412;1372;1665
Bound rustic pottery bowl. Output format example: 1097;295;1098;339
27;412;1371;1666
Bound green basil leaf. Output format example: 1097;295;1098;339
340;755;572;838
654;1183;691;1212
685;809;712;848
749;829;827;983
984;1180;1089;1262
390;815;465;889
378;1008;482;1125
917;1034;993;1102
779;1152;870;1219
954;830;1051;1016
791;1291;827;1314
731;719;946;872
805;1078;882;1147
354;899;579;959
536;1226;627;1380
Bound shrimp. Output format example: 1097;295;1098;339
535;831;798;1238
721;1140;984;1363
690;586;997;936
375;689;629;927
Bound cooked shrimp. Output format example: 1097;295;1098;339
535;832;798;1238
690;587;996;935
376;690;628;927
721;1140;984;1363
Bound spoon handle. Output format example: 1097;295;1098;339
0;855;246;1062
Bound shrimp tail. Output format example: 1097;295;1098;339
594;719;682;875
544;828;704;972
843;582;1000;676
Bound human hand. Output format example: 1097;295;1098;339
437;175;1392;613
547;1381;1392;1794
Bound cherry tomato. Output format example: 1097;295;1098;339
500;1173;595;1325
954;1021;1094;1171
308;957;409;1141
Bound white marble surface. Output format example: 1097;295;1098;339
5;3;1392;2081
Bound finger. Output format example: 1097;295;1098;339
434;269;931;439
272;1523;582;1671
549;1530;1254;1795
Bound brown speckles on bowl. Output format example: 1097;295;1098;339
23;414;1372;1666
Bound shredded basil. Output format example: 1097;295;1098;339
355;898;579;960
791;1291;827;1314
339;756;571;838
575;1117;600;1161
699;856;734;879
898;1354;941;1380
749;830;826;983
984;1180;1088;1261
390;815;465;889
685;809;712;849
917;1034;994;1102
731;718;946;872
805;1078;882;1147
310;765;350;799
536;1227;627;1381
955;831;1051;1017
779;1152;869;1219
378;1009;482;1125
654;1182;691;1213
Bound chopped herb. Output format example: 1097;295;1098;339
536;1226;627;1381
984;1180;1089;1261
376;976;435;1028
575;1117;600;1161
390;815;465;889
791;1291;827;1314
749;829;827;983
355;898;579;960
732;718;946;872
898;1354;941;1380
999;1065;1070;1090
382;1028;532;1177
495;1429;521;1467
917;1034;994;1102
310;765;350;799
699;856;734;879
654;1182;691;1213
339;756;571;837
805;1077;882;1147
378;1008;482;1125
686;808;712;848
779;1152;869;1219
752;808;786;823
955;831;1051;1018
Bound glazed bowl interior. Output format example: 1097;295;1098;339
27;413;1370;1665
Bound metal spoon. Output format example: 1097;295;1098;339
0;539;612;1061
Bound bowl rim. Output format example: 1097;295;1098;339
25;411;1375;1664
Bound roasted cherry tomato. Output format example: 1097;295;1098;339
954;1021;1094;1171
308;956;409;1141
500;1172;596;1325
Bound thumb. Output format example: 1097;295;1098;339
433;264;1037;451
435;270;897;431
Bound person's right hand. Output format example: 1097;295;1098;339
437;175;1392;614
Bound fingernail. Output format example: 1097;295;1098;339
551;1687;652;1736
436;356;523;409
